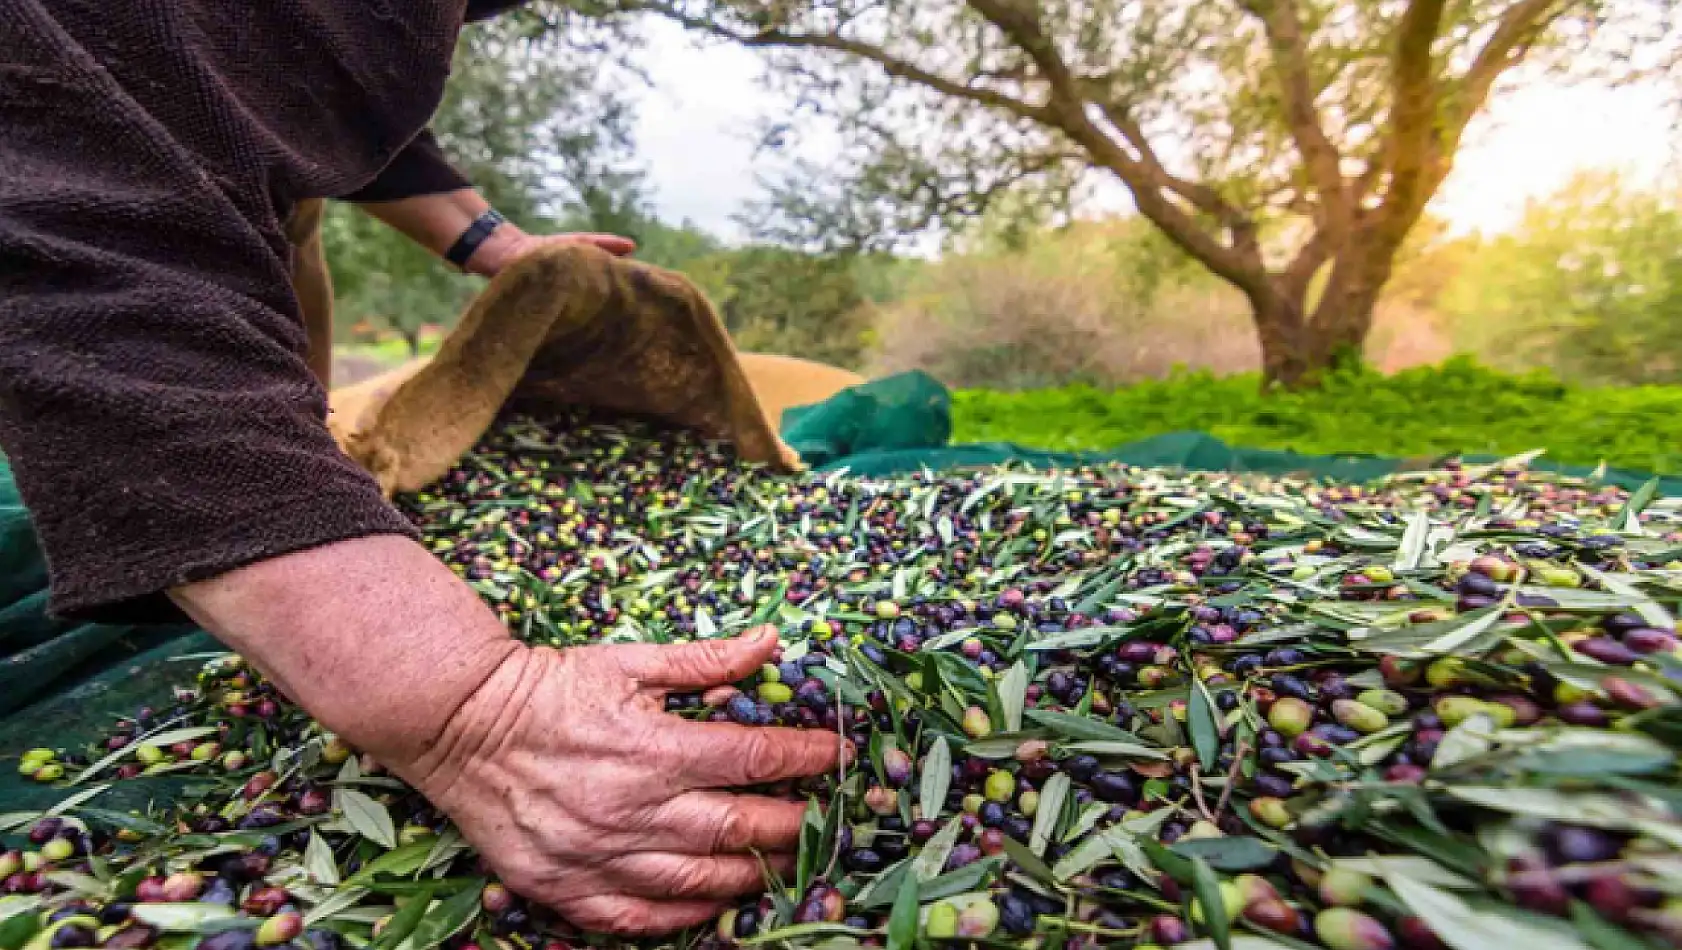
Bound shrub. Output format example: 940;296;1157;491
868;223;1258;388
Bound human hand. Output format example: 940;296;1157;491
398;626;844;935
466;227;636;278
173;540;836;937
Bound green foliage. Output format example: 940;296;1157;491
951;357;1682;475
323;207;478;354
683;246;880;367
1441;172;1682;386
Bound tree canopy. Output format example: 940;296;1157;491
606;0;1676;384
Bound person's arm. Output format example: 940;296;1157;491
360;187;635;277
344;130;634;277
172;537;841;935
2;38;832;937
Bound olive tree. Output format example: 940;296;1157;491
606;0;1673;386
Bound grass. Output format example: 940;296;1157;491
950;358;1682;475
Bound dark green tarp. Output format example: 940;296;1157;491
3;369;1675;813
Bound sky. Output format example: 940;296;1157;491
629;19;1678;244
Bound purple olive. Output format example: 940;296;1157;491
1557;701;1611;727
1543;825;1624;864
1624;628;1678;654
1089;771;1136;803
1576;638;1637;666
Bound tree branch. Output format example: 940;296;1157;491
1089;99;1247;227
1377;0;1449;225
1378;0;1563;237
1240;0;1350;234
1444;0;1564;152
959;0;1267;289
1280;228;1333;303
618;0;1053;124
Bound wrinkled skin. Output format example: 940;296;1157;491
175;536;839;937
408;628;842;934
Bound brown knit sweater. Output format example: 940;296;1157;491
0;0;484;622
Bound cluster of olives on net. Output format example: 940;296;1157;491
12;414;1682;950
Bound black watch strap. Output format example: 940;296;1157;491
444;208;506;270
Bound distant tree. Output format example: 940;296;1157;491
685;246;875;367
1443;171;1682;385
609;0;1675;386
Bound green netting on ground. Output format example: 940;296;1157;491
789;372;1682;494
4;370;1677;813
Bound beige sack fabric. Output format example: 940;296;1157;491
327;243;809;496
331;351;865;454
734;354;865;429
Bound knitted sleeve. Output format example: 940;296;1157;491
0;0;420;623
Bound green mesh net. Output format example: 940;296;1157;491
3;370;1677;812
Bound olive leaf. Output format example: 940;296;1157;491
920;628;980;653
1170;837;1277;872
130;904;238;933
1347;601;1510;657
1052;827;1120;881
43;785;111;816
920;857;1004;902
1000;836;1056;885
1577;564;1673;629
420;826;469;875
1443;787;1682;848
1029;773;1070;857
885;868;919;950
1073;563;1130;617
347;838;438;885
1189;856;1231;950
796;798;825;898
368;883;437;950
1393;511;1433;571
1024;628;1122;652
1430;712;1497;772
1569;900;1651;950
1188;678;1220;771
962;731;1051;759
1060;801;1109;844
41;872;109;900
1059;741;1169;760
1170;938;1301;950
336;788;398;849
1616;478;1659;533
742;924;871;947
1329;856;1474;890
1385;873;1592;950
911;816;962;883
407;882;486;950
303;830;340;886
853;859;911;909
0;900;42;950
920;736;952;821
300;884;369;926
1026;710;1144;744
0;814;36;835
998;661;1030;733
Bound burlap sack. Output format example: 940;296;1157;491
326;243;862;496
